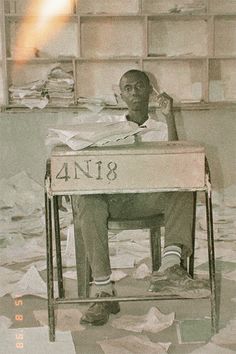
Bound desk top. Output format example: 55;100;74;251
49;141;206;194
51;141;205;157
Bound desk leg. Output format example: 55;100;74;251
189;192;197;278
53;196;65;298
205;189;217;334
45;191;55;342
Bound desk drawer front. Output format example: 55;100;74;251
51;152;205;193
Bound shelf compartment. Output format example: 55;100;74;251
78;0;140;14
142;0;207;14
148;18;208;57
7;61;74;105
76;60;140;100
4;0;76;15
214;17;236;56
209;0;236;14
209;59;236;101
143;59;205;102
81;17;144;58
5;18;79;59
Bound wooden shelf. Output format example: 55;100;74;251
1;0;236;108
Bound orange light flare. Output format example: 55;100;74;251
13;0;73;66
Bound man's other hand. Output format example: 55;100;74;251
157;92;174;116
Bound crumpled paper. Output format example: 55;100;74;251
211;319;236;345
0;267;23;297
111;307;175;334
46;121;143;150
11;265;58;299
33;308;85;332
98;335;171;354
0;316;12;330
132;263;150;279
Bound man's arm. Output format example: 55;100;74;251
157;92;178;141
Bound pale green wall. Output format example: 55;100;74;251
0;109;235;190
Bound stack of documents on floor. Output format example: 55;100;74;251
45;67;74;107
9;80;48;109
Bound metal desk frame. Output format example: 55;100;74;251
44;157;217;342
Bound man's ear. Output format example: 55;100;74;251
120;91;125;102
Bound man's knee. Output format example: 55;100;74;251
72;195;108;218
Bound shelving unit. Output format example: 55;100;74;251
1;0;236;110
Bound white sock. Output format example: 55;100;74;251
94;276;114;295
159;245;182;272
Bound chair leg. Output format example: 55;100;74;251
150;227;162;272
71;201;90;298
45;191;55;342
53;196;64;298
205;189;218;334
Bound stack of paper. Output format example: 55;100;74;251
45;66;74;107
9;80;48;109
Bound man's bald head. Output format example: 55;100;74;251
119;70;150;89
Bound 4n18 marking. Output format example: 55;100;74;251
56;160;118;182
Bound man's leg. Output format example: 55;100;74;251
109;192;193;271
163;192;194;253
72;195;119;326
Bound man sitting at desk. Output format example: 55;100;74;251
72;69;194;326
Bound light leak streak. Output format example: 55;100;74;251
13;0;73;64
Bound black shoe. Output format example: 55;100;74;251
80;291;120;326
149;264;210;298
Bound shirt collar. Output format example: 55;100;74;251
124;113;151;127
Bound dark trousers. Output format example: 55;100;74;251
72;192;194;279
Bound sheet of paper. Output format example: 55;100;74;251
33;309;85;332
11;266;58;299
111;307;175;334
132;263;150;279
0;327;76;354
98;335;171;354
189;342;236;354
0;316;12;330
46;121;142;150
0;267;24;297
211;319;236;345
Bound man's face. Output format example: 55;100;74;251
120;73;152;110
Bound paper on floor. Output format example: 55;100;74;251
223;270;236;282
98;335;171;354
63;270;77;280
11;265;58;299
33;309;85;332
112;307;175;334
132;263;150;279
0;316;12;330
110;270;128;282
211;319;236;345
0;267;23;297
0;238;45;266
189;342;236;354
0;327;76;354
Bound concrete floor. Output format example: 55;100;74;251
1;259;236;354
